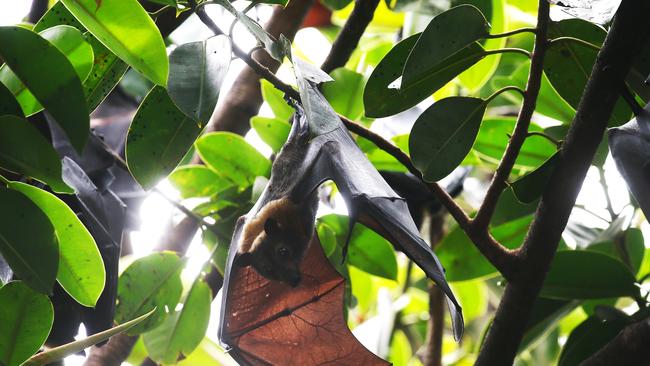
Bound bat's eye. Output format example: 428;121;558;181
276;246;291;258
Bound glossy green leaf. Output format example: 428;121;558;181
250;116;291;153
472;118;557;169
33;2;129;112
0;115;71;193
511;152;559;203
169;166;232;199
317;223;338;257
196;132;271;188
0;281;53;366
437;215;532;281
491;63;575;123
0;25;94;119
491;188;538;226
0;187;59;295
0;26;89;152
541;250;640;299
545;19;631;126
319;214;397;280
402;5;489;89
322;68;366;120
127;86;204;190
261;79;293;121
585;228;645;275
458;0;506;91
364;33;485;118
519;298;579;352
9;182;105;307
168;35;232;124
0;81;22;117
116;252;184;335
558;315;629;366
143;280;211;364
60;0;168;85
410;96;486;182
22;309;155;366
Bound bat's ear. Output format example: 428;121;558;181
237;252;254;267
264;218;280;238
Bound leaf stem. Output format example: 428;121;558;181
0;175;9;186
484;48;531;58
526;131;562;148
548;36;601;51
486;86;526;104
486;27;538;39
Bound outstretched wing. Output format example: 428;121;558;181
289;82;463;340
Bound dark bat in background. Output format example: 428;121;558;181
218;61;463;364
609;102;650;218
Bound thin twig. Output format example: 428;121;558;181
486;27;538;39
548;36;601;51
472;2;551;232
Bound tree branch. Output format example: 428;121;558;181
581;319;650;366
472;2;549;231
320;0;380;73
475;2;650;364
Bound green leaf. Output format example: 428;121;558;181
0;281;53;366
519;298;579;352
541;250;640;300
458;0;506;91
195;132;271;188
585;228;645;275
169;166;232;199
168;35;232;124
261;79;293;121
472;117;557;169
317;223;338;257
544;19;631;126
0;81;22;117
60;0;168;86
364;33;485;118
402;4;490;89
126;86;204;190
491;63;575;123
511;152;559;203
116;252;184;335
491;188;538;226
0;187;59;295
437;215;532;281
558;315;629;366
322;0;353;10
318;214;398;280
9;182;105;307
321;68;366;120
410;96;486;182
0;115;71;193
0;25;94;122
143;280;211;364
33;2;129;113
250;116;291;153
0;26;89;152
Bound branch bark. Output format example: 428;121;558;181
475;2;650;364
472;1;549;230
581;319;650;366
204;0;314;136
320;0;380;73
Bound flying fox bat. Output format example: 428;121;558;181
218;63;463;364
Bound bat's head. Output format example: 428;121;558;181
238;218;307;287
